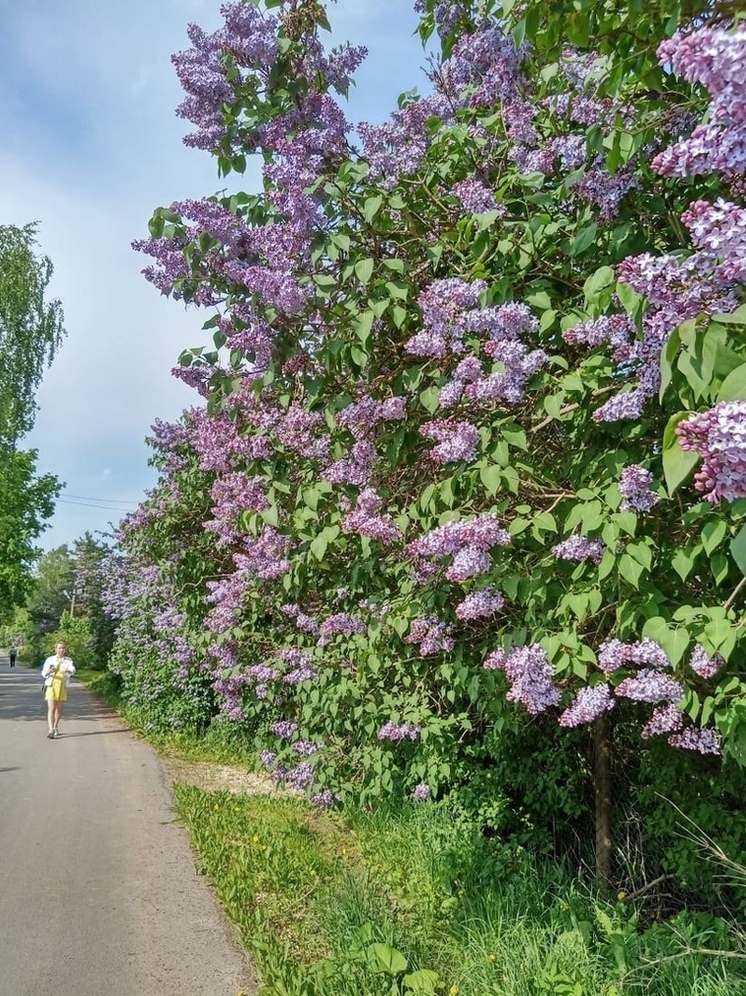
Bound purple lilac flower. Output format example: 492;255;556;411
615;669;684;704
668;727;722;755
618;465;661;512
269;720;298;739
421;419;481;464
404;616;455;656
552;535;605;563
413;783;431;801
405;278;487;357
455;586;505;620
559;685;615;727
311;789;338;807
641;703;686;738
654;27;746;178
676;401;746;503
341;488;402;545
446;545;492;581
597;638;670;674
378;721;421;741
319;612;367;638
689;644;724;678
483;645;562;714
451;177;498;213
292;740;320;756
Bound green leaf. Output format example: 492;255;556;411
569;223;598;256
363;196;383;223
662;411;700;495
659;326;682;401
419;386;440;414
701;519;727;556
731;523;746;576
671;546;698;581
369;943;408;975
480;465;502;495
617;554;643;588
355;258;375;284
403;969;441;994
717;362;746;402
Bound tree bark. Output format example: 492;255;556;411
594;710;613;884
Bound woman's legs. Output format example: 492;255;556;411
46;696;64;735
52;700;64;732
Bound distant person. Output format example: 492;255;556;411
9;646;16;667
41;642;76;739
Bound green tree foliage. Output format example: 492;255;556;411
0;223;64;444
25;535;114;666
0;449;59;614
0;223;65;616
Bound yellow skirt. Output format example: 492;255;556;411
45;674;68;702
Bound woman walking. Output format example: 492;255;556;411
41;642;76;739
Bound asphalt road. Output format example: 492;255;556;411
0;661;256;996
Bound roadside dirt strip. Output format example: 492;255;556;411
0;663;257;996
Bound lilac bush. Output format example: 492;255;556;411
105;2;746;852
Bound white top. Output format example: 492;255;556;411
42;655;76;686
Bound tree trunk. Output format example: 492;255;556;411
593;711;613;884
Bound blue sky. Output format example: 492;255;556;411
0;0;427;550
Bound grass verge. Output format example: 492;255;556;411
173;785;746;996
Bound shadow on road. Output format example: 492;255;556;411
63;729;130;738
0;667;130;732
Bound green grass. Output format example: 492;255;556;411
172;787;746;996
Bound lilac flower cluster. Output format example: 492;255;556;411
443;25;525;110
455;586;505;620
483;645;562;715
311;789;338;807
412;783;431;801
615;669;685;705
404;616;455;656
206;472;269;545
378;721;421;741
234;528;291;580
668;727;722;755
291;740;320;756
618;465;660;512
689;644;724;679
552;535;605;564
318;612;367;638
451;177;498;214
597;638;670;674
341;488;402;545
408;513;510;585
277;647;318;685
654;27;746;178
269;720;298;739
280;603;320;635
323;440;376;486
406;278;487;358
358;92;453;187
434;302;547;409
336;395;407;437
421;419;481;464
559;684;615;727
641;703;685;738
676;401;746;503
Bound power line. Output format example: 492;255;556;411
55;497;139;512
63;494;139;505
